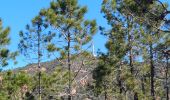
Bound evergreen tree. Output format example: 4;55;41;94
39;0;97;99
18;16;50;100
0;71;32;99
0;19;17;69
93;0;144;99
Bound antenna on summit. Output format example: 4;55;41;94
92;41;97;57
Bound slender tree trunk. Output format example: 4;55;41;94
134;92;138;100
127;16;134;74
68;1;72;99
68;32;71;100
127;16;138;100
37;24;41;100
149;43;155;100
117;67;122;94
165;54;169;100
118;79;122;94
103;82;107;100
104;91;107;100
129;34;133;75
141;76;145;95
129;48;134;74
129;35;138;100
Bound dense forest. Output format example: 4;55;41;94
0;0;169;100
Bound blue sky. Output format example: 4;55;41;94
0;0;108;70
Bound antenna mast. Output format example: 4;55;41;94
92;41;96;57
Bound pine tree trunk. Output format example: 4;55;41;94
118;79;122;94
134;92;138;100
127;16;138;100
127;16;134;74
141;76;145;95
104;83;107;100
117;68;122;94
38;24;41;100
149;43;155;100
166;54;169;100
130;49;133;74
68;31;71;100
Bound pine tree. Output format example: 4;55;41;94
39;0;97;99
93;0;144;99
0;70;32;99
155;31;170;100
18;16;50;100
0;19;18;69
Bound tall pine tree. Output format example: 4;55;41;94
18;16;50;100
39;0;97;99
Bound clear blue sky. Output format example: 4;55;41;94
0;0;108;70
